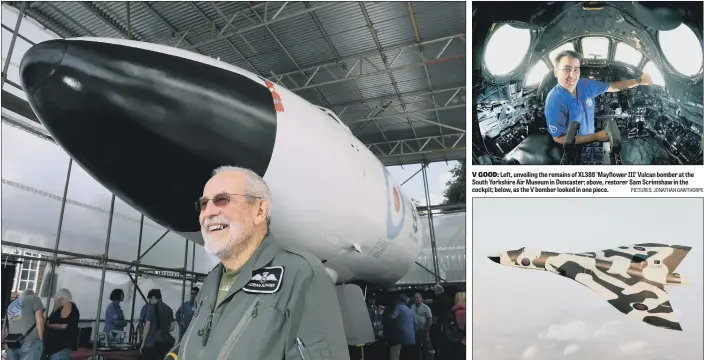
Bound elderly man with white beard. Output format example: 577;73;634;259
173;166;349;360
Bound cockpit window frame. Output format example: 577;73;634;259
547;41;577;68
524;59;550;88
613;41;643;67
318;107;352;133
580;36;611;61
537;36;669;87
641;60;667;87
482;23;537;85
656;23;704;81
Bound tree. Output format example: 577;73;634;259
442;160;465;204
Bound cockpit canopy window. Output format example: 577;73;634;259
658;23;703;77
525;60;550;86
581;37;609;60
548;42;575;67
642;61;666;87
318;107;352;133
484;24;531;76
614;42;642;67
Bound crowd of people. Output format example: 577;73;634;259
3;288;80;360
3;167;466;360
377;285;466;360
96;287;200;360
2;286;200;360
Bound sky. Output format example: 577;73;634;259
387;161;458;207
473;198;704;360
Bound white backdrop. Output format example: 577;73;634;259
397;211;466;284
1;122;220;274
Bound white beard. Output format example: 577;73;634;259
201;219;248;260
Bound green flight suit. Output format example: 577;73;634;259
176;234;349;360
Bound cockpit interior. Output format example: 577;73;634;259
472;2;704;165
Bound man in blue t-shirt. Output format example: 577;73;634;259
175;287;199;339
390;294;415;360
545;50;653;145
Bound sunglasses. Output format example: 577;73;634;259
195;192;261;212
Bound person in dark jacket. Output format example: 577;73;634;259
382;299;400;360
431;285;455;358
45;288;80;360
139;289;174;360
175;287;199;339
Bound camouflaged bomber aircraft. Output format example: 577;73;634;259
488;243;692;331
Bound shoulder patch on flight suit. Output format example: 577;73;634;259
243;266;284;294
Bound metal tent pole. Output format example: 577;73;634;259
44;159;72;307
91;195;116;358
1;241;204;277
180;239;188;323
178;238;190;340
1;2;26;89
421;165;441;284
181;239;188;303
128;215;144;342
190;243;196;288
401;163;428;186
133;230;170;263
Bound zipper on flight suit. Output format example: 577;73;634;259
217;297;261;360
181;298;206;359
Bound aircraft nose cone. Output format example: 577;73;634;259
19;39;278;233
488;256;500;264
19;40;67;92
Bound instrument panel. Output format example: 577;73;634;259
474;65;703;164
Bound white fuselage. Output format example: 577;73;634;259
66;37;424;287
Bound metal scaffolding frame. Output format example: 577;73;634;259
1;155;460;294
269;34;466;93
421;166;441;285
2;239;205;359
1;155;462;341
0;11;209;344
0;12;463;349
397;161;466;285
1;0;466;167
0;1;26;89
367;132;465;155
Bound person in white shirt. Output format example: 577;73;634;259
411;293;434;360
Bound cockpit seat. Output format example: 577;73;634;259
502;132;563;165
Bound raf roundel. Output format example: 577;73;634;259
521;258;531;266
383;167;406;240
632;303;649;311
